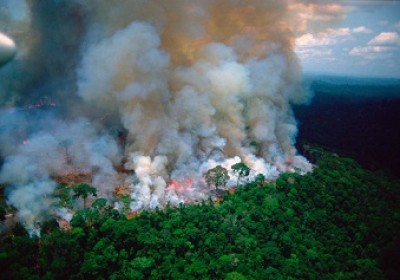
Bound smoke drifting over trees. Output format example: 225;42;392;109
0;1;343;233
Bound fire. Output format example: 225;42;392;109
166;178;193;194
58;218;72;231
0;0;316;235
285;156;294;167
53;172;92;186
113;183;130;198
126;211;140;220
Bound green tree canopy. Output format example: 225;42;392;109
255;173;266;186
73;183;97;208
1;146;399;279
205;165;230;190
231;162;250;187
91;198;108;212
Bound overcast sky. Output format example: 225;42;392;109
295;1;400;78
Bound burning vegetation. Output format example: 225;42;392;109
0;0;342;235
1;147;399;279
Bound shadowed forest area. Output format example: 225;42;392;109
295;76;400;178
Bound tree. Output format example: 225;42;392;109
120;195;131;213
255;174;266;186
231;162;250;187
2;146;399;279
92;198;107;209
55;183;73;208
0;203;6;222
72;183;97;208
205;165;230;191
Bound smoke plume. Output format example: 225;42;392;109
0;0;337;234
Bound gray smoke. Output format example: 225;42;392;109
0;0;343;234
0;112;121;234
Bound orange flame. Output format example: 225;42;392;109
166;178;193;194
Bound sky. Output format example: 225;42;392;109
1;0;399;79
295;1;400;78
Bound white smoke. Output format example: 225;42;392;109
7;180;56;236
0;0;342;233
0;116;121;233
76;3;313;211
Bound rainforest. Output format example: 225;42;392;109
1;144;400;279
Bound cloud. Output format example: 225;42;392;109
368;32;400;46
296;33;335;47
349;45;394;60
296;26;398;65
352;26;372;34
295;27;352;48
295;27;354;62
325;27;351;37
350;46;393;55
295;32;334;60
350;31;399;61
297;29;398;58
288;2;345;33
296;46;333;59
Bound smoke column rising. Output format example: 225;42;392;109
0;0;338;234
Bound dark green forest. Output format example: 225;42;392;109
1;146;399;279
295;76;400;177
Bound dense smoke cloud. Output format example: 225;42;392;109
0;0;341;234
0;112;121;233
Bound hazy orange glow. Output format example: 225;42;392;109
160;1;295;65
